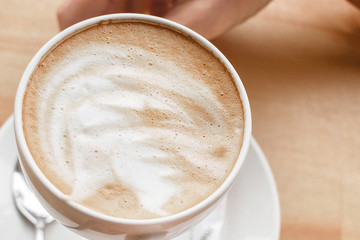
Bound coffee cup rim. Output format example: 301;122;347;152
14;13;252;226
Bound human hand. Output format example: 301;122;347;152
57;0;271;40
347;0;360;8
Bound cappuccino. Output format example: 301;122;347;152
22;20;244;219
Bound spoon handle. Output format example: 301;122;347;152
35;223;45;240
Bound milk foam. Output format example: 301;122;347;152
24;22;244;218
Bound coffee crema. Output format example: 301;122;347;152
22;21;244;219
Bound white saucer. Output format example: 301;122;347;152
0;116;280;240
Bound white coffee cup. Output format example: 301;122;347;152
14;13;251;240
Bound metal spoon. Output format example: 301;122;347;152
12;160;54;240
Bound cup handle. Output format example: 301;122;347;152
125;232;166;240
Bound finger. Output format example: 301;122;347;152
57;0;175;30
147;0;176;16
163;0;271;40
347;0;360;8
57;0;128;30
104;0;128;14
163;0;227;40
122;0;175;16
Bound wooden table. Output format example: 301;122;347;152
1;0;359;239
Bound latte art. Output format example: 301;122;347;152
23;22;244;219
